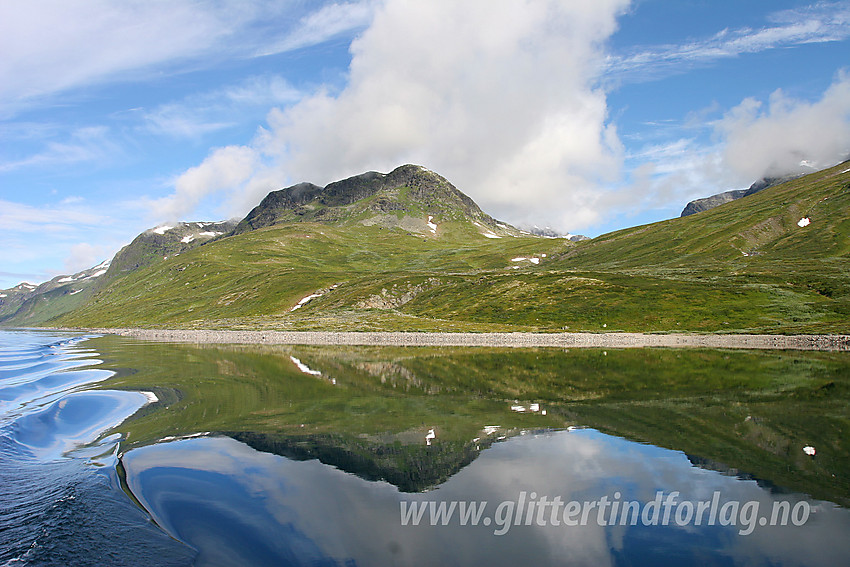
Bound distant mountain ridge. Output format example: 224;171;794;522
4;160;849;334
526;226;589;241
681;173;803;217
0;260;111;324
110;220;238;275
0;220;236;325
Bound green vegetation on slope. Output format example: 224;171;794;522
0;221;236;326
44;161;850;333
57;221;567;329
560;163;850;269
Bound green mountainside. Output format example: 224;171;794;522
0;261;110;324
38;165;566;330
0;220;236;326
109;220;237;275
233;164;503;235
415;160;850;334
558;163;850;269
3;161;849;333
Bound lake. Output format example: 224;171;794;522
1;329;849;566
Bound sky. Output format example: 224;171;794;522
1;0;849;288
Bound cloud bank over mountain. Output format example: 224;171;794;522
157;0;632;229
5;1;848;288
718;73;850;183
158;0;850;233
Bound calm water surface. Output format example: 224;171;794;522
1;329;849;566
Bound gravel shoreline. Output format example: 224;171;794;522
73;328;850;351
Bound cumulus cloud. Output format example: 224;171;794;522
717;72;850;182
619;72;850;216
153;1;848;232
269;0;629;228
151;146;260;221
161;0;631;230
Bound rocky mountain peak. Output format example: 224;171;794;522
233;164;495;235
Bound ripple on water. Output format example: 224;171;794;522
0;330;196;566
7;390;150;460
0;443;195;567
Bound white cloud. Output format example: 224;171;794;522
1;1;236;112
0;126;118;172
255;1;378;56
142;108;235;141
161;0;631;231
146;1;850;233
0;1;374;116
614;72;850;218
151;145;260;221
606;2;850;83
62;242;111;275
143;76;302;139
274;0;629;226
717;71;850;182
0;199;104;233
0;198;123;287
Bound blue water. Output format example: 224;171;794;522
0;330;194;566
1;329;849;566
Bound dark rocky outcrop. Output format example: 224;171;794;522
681;188;749;217
681;174;802;217
232;164;496;234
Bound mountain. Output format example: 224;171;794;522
681;173;802;217
5;161;850;334
46;165;570;329
109;220;237;275
227;431;495;493
0;260;111;325
0;220;237;326
680;188;749;217
526;226;590;241
232;164;515;237
4;165;552;329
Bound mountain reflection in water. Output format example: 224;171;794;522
2;330;849;566
121;430;850;567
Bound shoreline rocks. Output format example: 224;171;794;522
62;328;850;351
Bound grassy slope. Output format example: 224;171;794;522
560;163;850;269
400;162;850;333
55;162;850;333
1;285;96;324
57;221;569;330
0;222;234;326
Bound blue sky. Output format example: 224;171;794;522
1;0;849;288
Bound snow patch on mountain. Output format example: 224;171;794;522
427;216;437;234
